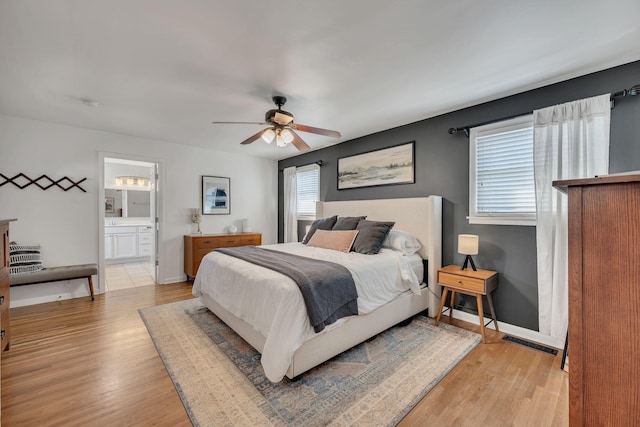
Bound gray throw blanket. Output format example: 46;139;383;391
215;246;358;333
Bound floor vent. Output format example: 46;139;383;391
502;335;558;355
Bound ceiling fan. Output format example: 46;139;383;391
212;96;342;152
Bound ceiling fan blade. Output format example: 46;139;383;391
273;111;294;125
293;124;341;138
212;121;267;125
240;129;268;145
288;130;311;152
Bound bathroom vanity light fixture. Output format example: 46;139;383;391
115;176;150;188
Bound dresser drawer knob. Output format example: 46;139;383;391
0;295;4;305
458;280;463;285
1;330;5;341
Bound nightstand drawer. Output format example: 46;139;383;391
438;271;485;292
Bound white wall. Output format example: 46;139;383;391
0;114;278;306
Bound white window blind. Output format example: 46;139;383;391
469;115;536;226
296;164;320;219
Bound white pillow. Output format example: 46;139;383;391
382;230;421;256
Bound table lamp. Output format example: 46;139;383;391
458;234;479;271
191;208;202;234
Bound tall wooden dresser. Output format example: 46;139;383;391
554;174;640;426
184;232;262;279
0;219;16;425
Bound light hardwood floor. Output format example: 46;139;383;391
1;283;568;426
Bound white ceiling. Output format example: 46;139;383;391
1;1;639;161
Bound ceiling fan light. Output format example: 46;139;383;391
280;129;294;144
261;128;275;144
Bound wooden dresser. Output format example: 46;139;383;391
554;174;640;426
184;232;262;279
0;219;16;425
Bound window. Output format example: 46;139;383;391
469;115;535;226
296;164;320;219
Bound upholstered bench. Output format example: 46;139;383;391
10;264;98;300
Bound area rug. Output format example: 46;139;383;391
139;298;481;426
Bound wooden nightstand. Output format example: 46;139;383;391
435;264;499;343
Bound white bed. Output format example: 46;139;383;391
193;196;442;382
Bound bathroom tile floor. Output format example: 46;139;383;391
105;262;155;291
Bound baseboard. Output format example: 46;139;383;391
450;309;565;350
12;274;187;307
160;275;188;285
11;279;92;307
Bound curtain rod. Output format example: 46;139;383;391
448;84;640;137
279;160;323;172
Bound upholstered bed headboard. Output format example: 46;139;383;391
316;196;442;314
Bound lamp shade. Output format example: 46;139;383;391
458;234;479;255
280;129;294;144
276;129;294;147
261;128;275;144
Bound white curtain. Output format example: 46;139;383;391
283;166;298;243
534;94;610;340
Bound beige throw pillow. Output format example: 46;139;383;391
306;229;359;253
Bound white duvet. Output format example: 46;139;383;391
192;242;421;382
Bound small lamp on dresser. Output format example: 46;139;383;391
458;234;479;271
191;208;202;234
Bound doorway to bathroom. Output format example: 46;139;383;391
102;156;160;292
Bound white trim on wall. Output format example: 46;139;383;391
449;309;565;350
98;152;165;293
11;278;94;308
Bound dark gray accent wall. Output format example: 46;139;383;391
278;60;640;331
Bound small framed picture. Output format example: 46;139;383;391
105;197;115;213
202;176;230;215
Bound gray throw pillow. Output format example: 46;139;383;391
352;220;395;254
332;216;366;231
302;215;338;244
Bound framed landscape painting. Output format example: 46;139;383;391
338;141;415;190
202;175;230;215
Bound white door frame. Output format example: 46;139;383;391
98;152;165;294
